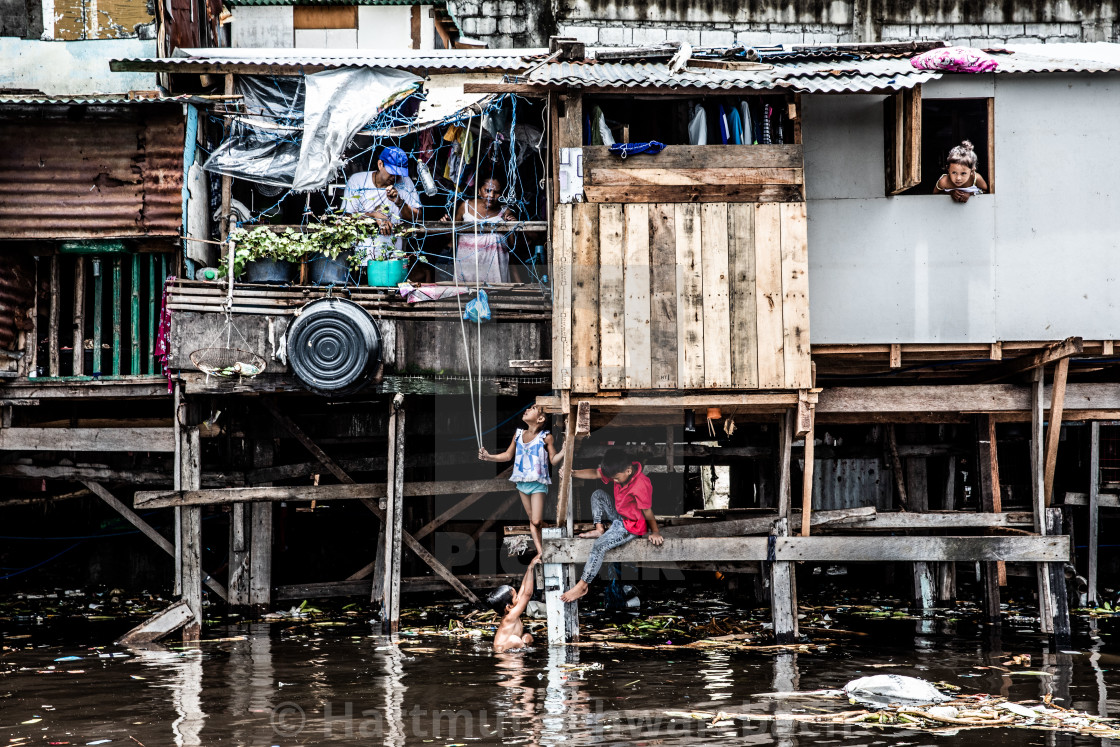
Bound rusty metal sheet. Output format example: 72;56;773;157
0;107;183;239
0;252;35;353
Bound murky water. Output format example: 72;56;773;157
4;601;1120;746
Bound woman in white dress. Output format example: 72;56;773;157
442;176;517;284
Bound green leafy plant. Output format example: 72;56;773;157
220;226;314;278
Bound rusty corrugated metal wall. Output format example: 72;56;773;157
0;252;35;355
0;106;183;239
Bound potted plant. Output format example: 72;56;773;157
310;212;427;287
305;213;376;286
223;226;309;284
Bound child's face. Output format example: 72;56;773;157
609;465;634;485
948;163;974;187
522;406;545;427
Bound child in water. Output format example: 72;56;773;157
479;405;563;561
934;140;988;203
489;556;540;652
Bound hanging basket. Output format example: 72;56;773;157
189;347;267;380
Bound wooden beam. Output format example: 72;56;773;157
974;337;1083;384
134;479;514;508
412;465;514;540
660;507;875;538
541;535;1070;564
1063;491;1119;508
537;391;812;414
83;480;228;602
116;600;194;645
1043;357;1069;507
817;382;1120;414
0;427;175;452
555;408;577;526
275;574;523;601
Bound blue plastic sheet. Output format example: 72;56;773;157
608;141;666;159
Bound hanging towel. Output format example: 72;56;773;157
728;106;743;145
589;106;616;146
687;104;708;145
740;100;754;145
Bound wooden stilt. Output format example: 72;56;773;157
906;451;933;609
1045;507;1072;649
382;394;406;634
555;407;577;525
248;420;274;611
172;384;182;597
543;526;579;644
769;517;799;643
1088;421;1101;606
938;454;958;603
777;409;793;518
912;562;935;609
886;425;908;511
1031;369;1054;635
179;423;202;641
799;404;815;537
977;414;1003;622
229;502;249;607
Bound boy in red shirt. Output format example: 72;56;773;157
560;448;663;602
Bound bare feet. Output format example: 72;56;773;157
560;580;588;603
578;525;605;539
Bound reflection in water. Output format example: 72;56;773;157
700;649;735;701
133;645;206;747
382;637;407;747
226;624;274;746
495;649;541;745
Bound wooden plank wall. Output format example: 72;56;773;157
564;200;811;392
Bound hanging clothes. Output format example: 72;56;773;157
727;105;743;145
718;104;730;144
740;100;754;145
687;103;708;145
761;103;772;145
417;127;435;164
589;106;615;146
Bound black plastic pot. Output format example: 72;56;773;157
286;297;381;396
245;258;298;284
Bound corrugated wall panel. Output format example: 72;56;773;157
0;253;35;353
0;108;183;239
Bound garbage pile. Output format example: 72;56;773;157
666;675;1120;739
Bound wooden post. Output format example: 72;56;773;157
777;409;793;519
72;257;85;376
1031;368;1054;635
172;384;182;596
381;394;405;633
799;405;815;537
1045;507;1072;649
229;502;249;607
977;414;1002;622
886;425;908;511
48;255;60;377
179;422;202;641
248;421;274;610
1088;421;1101;606
938;454;958;603
1043;358;1070;507
769;517;798;644
220;73;234;242
543;526;579;644
555;407;577;525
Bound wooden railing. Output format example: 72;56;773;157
29;249;173;378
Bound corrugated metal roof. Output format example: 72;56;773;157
527;57;939;93
111;47;544;74
0;96;176;106
0;109;183;239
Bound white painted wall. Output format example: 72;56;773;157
295;28;358;47
803;73;1120;343
357;5;435;49
231;5;293;48
0;37;157;94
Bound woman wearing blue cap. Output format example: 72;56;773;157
342;145;421;261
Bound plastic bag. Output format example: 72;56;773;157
464;289;491;323
910;46;999;73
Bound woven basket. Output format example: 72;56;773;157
189;348;267;379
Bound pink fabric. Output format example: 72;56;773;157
154;276;177;392
911;46;999;73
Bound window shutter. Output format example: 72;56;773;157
885;86;922;195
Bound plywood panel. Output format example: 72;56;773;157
728;203;758;389
623;204;652;389
598;204;626;390
552;204;573;390
700;203;732;388
293;5;358;28
674;203;705;389
583;145;803;170
587;168;804;186
585;184;802;204
754;203;785;388
571;203;600;394
648;203;678;389
780;202;811;388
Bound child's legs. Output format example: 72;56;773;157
589;488;621;526
580;519;636;584
518;491;545;555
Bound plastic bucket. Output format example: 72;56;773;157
307;252;353;286
245;258;297;284
367;260;408;287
